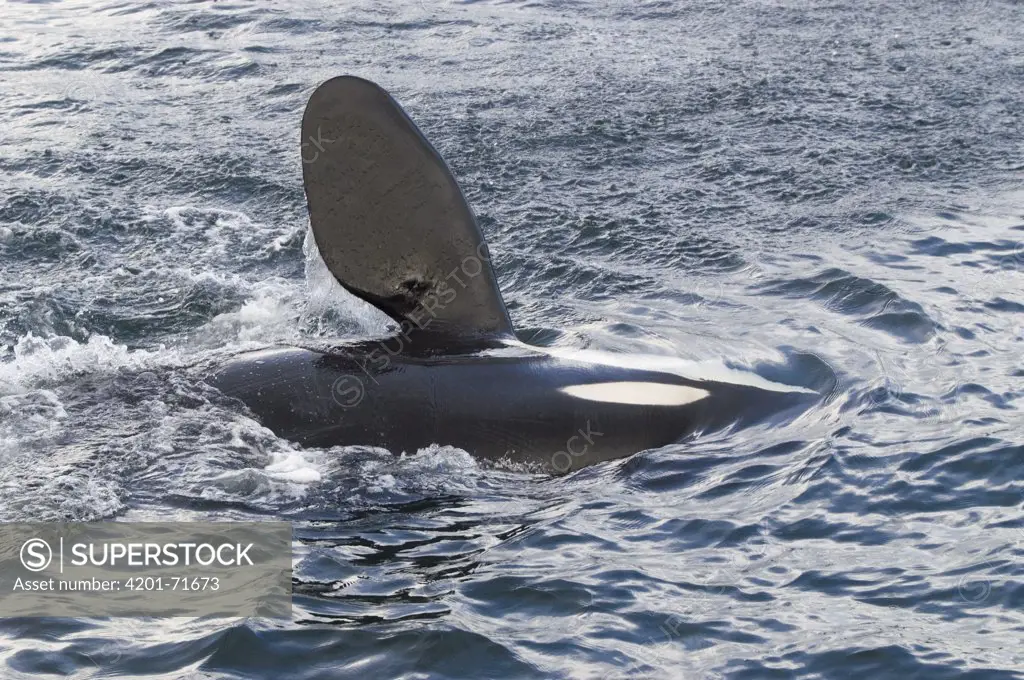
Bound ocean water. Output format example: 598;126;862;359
0;0;1022;677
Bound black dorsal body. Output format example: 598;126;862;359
208;76;815;472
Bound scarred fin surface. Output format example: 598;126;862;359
301;76;514;346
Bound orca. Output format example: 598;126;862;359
208;76;814;473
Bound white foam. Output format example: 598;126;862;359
342;444;483;498
139;407;327;505
0;389;69;461
191;285;300;349
262;452;323;484
0;333;173;395
147;205;270;264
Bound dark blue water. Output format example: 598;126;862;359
0;0;1022;677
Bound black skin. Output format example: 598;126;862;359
206;77;818;472
207;342;812;473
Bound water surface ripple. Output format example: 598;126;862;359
0;0;1021;678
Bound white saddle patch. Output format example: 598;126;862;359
559;382;711;406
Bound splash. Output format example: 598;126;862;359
0;333;171;395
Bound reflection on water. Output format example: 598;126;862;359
0;0;1021;677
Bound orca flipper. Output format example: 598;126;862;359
301;76;514;346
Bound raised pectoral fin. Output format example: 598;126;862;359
301;76;514;346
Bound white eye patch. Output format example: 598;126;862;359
559;382;710;406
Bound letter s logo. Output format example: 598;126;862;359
20;539;52;572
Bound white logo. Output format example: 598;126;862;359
20;538;52;572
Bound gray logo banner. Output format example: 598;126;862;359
0;523;292;617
